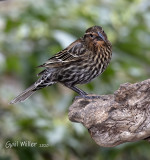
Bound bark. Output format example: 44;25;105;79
68;79;150;147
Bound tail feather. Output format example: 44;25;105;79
9;71;55;104
9;84;37;104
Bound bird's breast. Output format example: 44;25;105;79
88;47;112;78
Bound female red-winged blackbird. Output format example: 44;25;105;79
10;26;112;104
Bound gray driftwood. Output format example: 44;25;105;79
68;79;150;147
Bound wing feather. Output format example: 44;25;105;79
38;39;87;68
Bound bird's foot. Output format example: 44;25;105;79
74;95;102;101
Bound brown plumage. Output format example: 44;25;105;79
10;26;112;104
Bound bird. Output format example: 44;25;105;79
9;26;112;104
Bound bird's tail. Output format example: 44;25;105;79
9;69;56;104
9;84;37;104
9;80;55;104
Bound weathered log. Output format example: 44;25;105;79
68;79;150;147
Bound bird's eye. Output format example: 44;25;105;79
90;34;94;38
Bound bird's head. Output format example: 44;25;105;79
83;26;111;51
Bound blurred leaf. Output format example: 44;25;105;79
0;0;150;159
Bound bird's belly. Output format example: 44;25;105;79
57;56;110;85
58;65;100;85
77;66;102;84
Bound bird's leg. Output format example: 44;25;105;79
68;86;91;100
70;86;102;100
63;84;101;100
65;85;88;96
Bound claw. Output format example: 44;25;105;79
74;95;102;101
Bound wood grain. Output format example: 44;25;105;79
68;79;150;147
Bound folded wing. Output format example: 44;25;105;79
38;39;87;68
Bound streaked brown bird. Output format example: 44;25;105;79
10;26;112;104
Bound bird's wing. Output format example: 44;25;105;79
38;39;87;68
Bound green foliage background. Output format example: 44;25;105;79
0;0;150;159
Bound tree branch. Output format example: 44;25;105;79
68;79;150;147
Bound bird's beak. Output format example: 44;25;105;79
98;32;106;42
